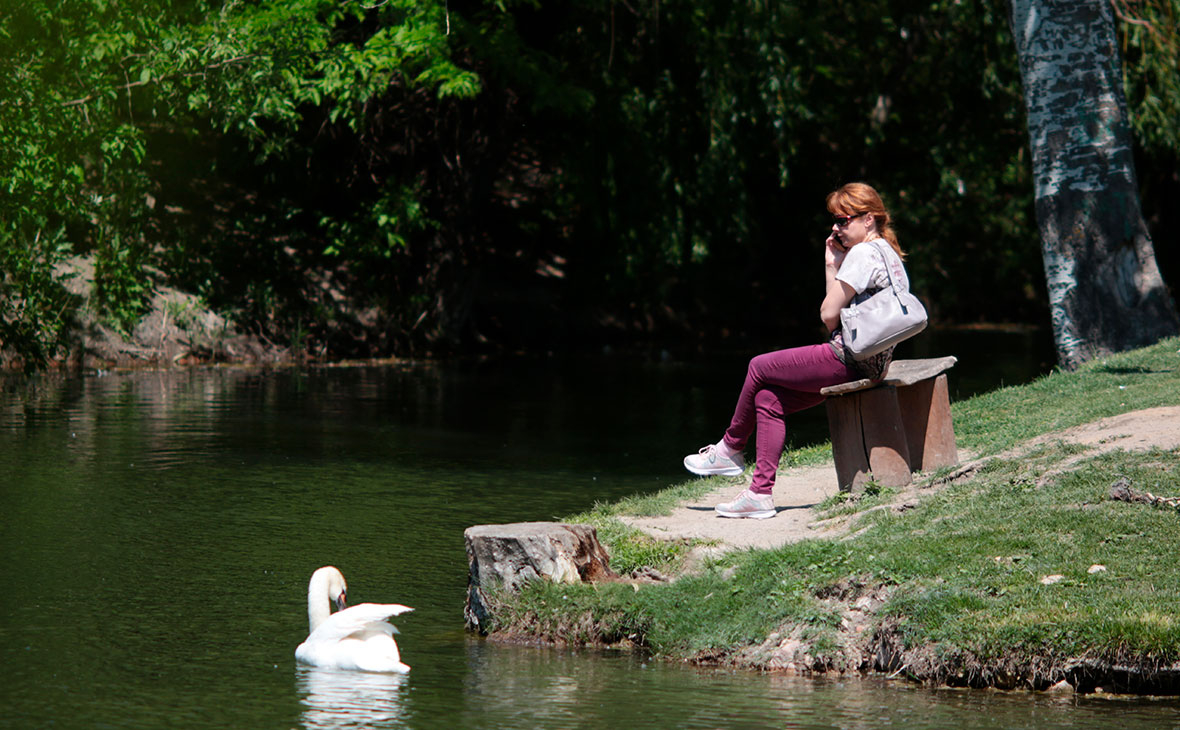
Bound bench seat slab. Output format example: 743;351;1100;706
820;356;959;397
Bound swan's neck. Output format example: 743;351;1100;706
307;571;333;633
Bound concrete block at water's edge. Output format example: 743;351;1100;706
463;522;616;634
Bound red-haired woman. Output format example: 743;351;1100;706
683;182;912;519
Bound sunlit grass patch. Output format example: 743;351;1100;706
861;448;1180;656
780;442;832;468
952;336;1180;456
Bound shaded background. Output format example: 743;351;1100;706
2;0;1177;363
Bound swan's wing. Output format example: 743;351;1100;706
305;603;414;645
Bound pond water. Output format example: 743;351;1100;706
3;329;1179;728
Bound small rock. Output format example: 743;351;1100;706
1109;476;1133;501
631;566;670;583
1040;574;1065;585
1087;564;1107;574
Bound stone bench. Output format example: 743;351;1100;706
820;356;958;493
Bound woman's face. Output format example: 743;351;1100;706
831;212;875;247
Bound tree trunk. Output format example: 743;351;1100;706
463;522;616;634
1009;0;1178;369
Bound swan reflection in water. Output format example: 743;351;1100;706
297;666;409;730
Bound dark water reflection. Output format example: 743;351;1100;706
453;643;1180;730
293;641;1180;730
5;329;1177;728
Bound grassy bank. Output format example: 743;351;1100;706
487;338;1180;693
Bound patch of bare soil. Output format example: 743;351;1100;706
620;465;840;551
1019;406;1180;484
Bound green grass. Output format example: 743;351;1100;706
863;448;1180;659
494;540;852;658
952;338;1180;455
496;337;1180;676
813;481;899;517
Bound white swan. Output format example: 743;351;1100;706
295;566;414;673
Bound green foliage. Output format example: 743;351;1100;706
1;0;1177;366
1116;0;1180;155
0;0;479;362
93;232;150;334
145;0;479;146
479;0;1044;335
0;228;76;370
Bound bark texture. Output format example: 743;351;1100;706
463;522;616;634
1010;0;1178;368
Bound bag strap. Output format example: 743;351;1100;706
867;239;919;315
868;240;903;297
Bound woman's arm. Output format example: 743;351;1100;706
820;234;856;331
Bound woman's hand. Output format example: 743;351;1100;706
820;233;854;331
824;232;847;270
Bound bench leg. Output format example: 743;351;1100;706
895;373;958;472
826;394;868;492
826;386;912;493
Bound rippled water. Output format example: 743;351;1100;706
4;335;1179;728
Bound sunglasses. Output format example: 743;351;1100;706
833;213;866;227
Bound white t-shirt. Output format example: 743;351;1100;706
830;238;909;379
835;238;908;304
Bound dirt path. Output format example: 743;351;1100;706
621;405;1180;552
621;465;840;550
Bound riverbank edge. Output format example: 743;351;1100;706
483;454;1180;695
484;576;1180;695
474;341;1180;695
1;256;293;371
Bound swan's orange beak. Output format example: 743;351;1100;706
334;591;347;612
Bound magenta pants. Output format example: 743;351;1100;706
721;343;857;495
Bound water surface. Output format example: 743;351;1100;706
4;334;1178;728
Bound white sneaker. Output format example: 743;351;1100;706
715;489;775;519
683;444;745;476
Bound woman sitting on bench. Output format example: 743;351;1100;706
683;182;914;519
